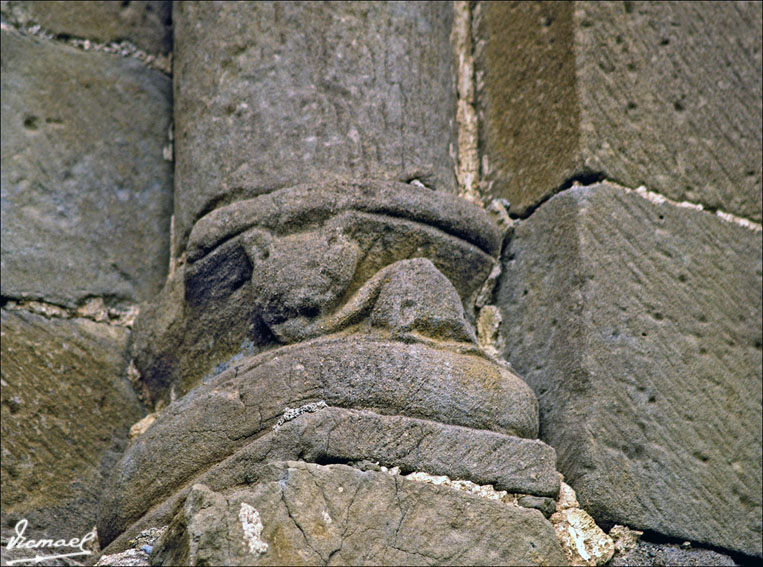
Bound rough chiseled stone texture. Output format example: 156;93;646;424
476;1;762;220
172;1;457;253
150;462;567;566
497;183;762;556
1;1;173;54
1;28;172;307
0;309;144;542
104;173;563;558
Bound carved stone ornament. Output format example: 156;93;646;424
97;181;560;552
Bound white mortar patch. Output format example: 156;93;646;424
273;400;328;430
239;503;268;555
630;185;762;232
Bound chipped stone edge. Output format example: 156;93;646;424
129;412;158;442
474;199;515;360
94;526;167;566
550;480;615;566
0;16;172;74
392;469;618;567
386;468;515;503
3;297;140;328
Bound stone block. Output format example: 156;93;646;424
475;1;762;220
1;29;173;307
172;1;457;253
0;309;144;541
2;1;172;54
150;462;567;566
496;182;762;556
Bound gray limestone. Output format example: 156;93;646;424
1;28;173;307
98;352;550;546
130;181;501;404
475;1;762;220
149;462;567;566
172;1;457;254
496;182;762;556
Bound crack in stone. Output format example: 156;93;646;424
392;476;407;548
281;484;324;563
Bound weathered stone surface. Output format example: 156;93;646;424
98;362;551;546
475;2;762;220
95;548;151;567
2;1;172;54
0;309;144;542
106;171;556;554
1;28;172;307
173;1;457;253
608;524;643;556
497;182;763;555
94;527;166;566
150;462;567;566
132;181;501;403
609;540;740;567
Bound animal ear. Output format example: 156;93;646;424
240;228;273;265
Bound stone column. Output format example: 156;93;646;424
172;1;458;256
133;0;466;405
98;3;567;564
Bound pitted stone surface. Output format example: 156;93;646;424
497;182;762;556
172;1;457;253
1;28;172;307
150;462;567;566
474;1;580;216
475;1;762;220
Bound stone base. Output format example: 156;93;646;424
151;461;567;566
